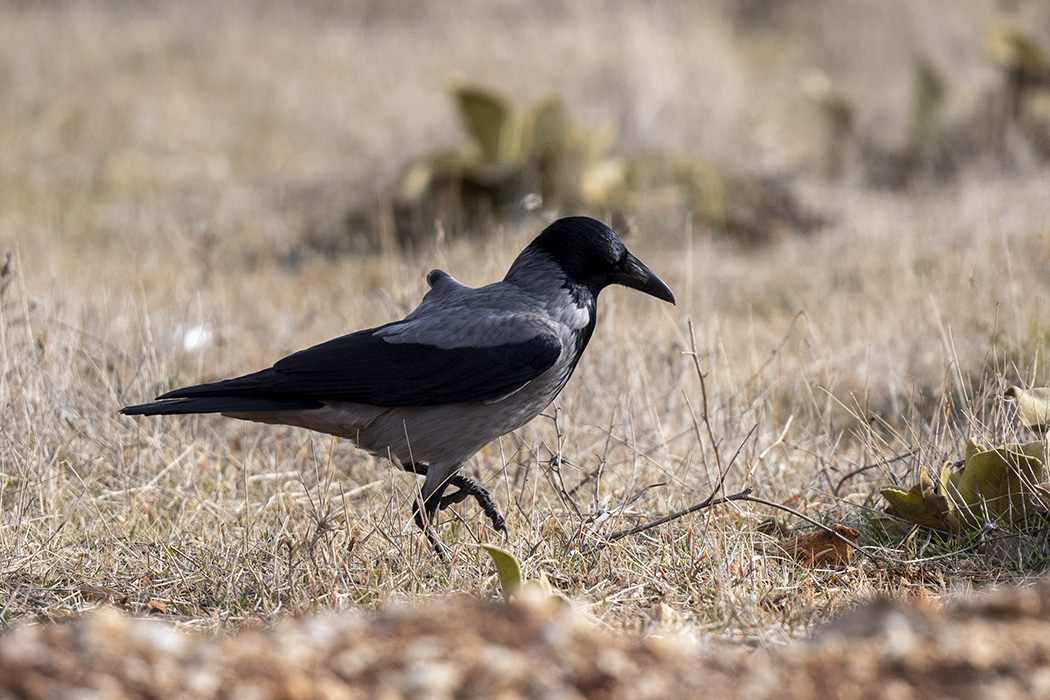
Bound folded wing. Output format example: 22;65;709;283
121;324;562;415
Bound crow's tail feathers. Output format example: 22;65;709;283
121;396;323;416
120;368;324;416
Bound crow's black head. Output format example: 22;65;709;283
523;217;675;303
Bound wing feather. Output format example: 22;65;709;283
145;323;562;409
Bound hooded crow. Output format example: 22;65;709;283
121;216;675;553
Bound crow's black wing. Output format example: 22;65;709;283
121;324;562;415
266;325;562;405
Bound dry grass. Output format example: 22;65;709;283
2;0;1050;643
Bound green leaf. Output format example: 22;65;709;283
480;544;523;595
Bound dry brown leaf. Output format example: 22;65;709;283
145;600;168;615
78;585;128;606
778;524;860;568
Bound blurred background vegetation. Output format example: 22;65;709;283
6;0;1050;261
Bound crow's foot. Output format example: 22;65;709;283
440;474;507;536
404;463;507;536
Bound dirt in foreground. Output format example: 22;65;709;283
1;582;1048;700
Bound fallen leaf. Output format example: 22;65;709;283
880;467;955;532
945;439;1048;527
778;524;860;568
146;600;168;615
480;545;566;606
79;584;128;606
881;438;1050;531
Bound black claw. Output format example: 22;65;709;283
442;474;507;535
405;463;508;540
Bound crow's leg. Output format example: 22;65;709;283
404;462;507;536
411;478;451;560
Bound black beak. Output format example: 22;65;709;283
615;252;676;305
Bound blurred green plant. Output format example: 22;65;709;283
984;20;1050;120
805;59;955;187
803;22;1050;188
983;19;1050;159
909;58;948;161
801;69;855;176
346;84;823;251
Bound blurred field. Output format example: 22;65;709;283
2;0;1050;646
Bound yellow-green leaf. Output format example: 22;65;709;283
1005;387;1050;429
945;439;1048;526
984;20;1050;77
480;544;523;595
880;482;955;531
581;158;628;208
882;438;1049;532
522;95;570;157
521;572;557;600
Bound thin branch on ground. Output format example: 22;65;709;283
832;449;916;496
591;322;762;547
597;486;755;545
595;424;757;546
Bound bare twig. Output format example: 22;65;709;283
566;458;604;499
599;486;754;545
617;481;667;512
742;310;806;395
595;424;757;546
686;318;724;484
592;322;761;548
541;407;585;523
832;449;916;497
